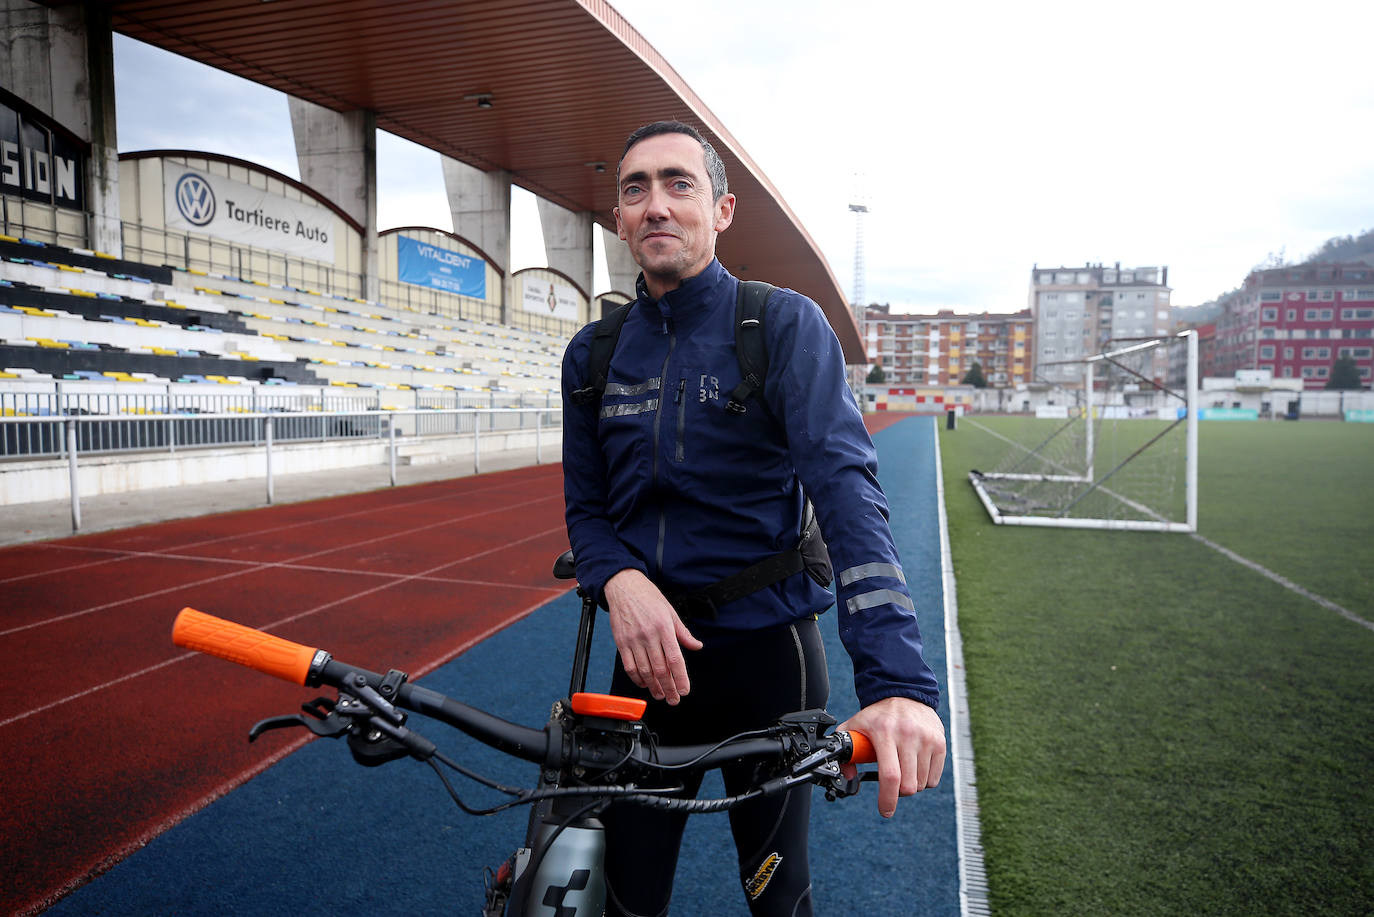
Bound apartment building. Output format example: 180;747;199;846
1213;262;1374;389
1029;263;1172;385
864;306;1033;387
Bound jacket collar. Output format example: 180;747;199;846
634;259;731;332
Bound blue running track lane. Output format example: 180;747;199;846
48;416;958;916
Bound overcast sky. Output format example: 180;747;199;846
112;0;1374;313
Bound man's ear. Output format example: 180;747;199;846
614;207;627;241
713;194;736;233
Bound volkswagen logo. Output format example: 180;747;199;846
174;172;216;226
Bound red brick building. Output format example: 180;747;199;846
1214;263;1374;388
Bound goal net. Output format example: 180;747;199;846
967;330;1198;532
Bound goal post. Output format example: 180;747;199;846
968;330;1198;532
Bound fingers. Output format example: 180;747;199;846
839;697;947;818
875;737;901;818
675;616;704;652
617;618;691;703
606;570;698;705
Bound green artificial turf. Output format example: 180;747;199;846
940;416;1374;916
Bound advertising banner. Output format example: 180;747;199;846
0;98;85;210
163;166;335;263
521;276;579;321
1199;407;1259;421
396;234;486;298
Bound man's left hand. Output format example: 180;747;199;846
837;696;946;818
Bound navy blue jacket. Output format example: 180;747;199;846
561;259;939;710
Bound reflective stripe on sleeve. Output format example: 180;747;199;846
845;588;915;615
837;562;907;587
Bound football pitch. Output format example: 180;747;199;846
938;417;1373;916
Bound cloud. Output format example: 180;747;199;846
110;2;1374;312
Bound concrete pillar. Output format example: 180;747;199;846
289;97;378;300
602;223;640;298
83;3;119;255
1;0;122;255
536;196;593;300
442;155;511;319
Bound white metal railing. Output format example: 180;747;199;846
2;406;562;533
0;387;559;460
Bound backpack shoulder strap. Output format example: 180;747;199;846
570;302;633;406
725;280;777;415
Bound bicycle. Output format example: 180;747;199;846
171;553;877;916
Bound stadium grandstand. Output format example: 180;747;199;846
0;8;990;917
1;0;860;510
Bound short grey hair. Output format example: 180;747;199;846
618;120;729;202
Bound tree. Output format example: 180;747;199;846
866;364;886;384
962;361;987;388
1326;356;1364;390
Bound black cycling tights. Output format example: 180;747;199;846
601;617;830;917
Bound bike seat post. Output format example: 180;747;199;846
554;550;598;699
568;590;596;698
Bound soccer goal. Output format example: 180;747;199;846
967;330;1198;532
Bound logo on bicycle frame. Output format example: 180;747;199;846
174;172;216;226
543;867;591;917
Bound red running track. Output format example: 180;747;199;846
1;414;911;915
0;464;570;916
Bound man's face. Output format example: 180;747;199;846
615;132;735;295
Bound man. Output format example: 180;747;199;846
562;120;945;916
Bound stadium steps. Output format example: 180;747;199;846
0;343;321;386
0;236;174;285
1;241;565;396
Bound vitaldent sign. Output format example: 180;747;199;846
396;234;486;298
164;167;335;263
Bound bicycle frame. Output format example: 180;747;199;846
172;579;873;916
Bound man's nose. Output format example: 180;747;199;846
643;184;671;219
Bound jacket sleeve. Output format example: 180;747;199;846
561;325;648;603
762;293;941;712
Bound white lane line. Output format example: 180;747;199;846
1191;533;1373;633
0;523;570;727
931;416;991;917
0;467;561;585
0;492;562;637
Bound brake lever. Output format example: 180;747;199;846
249;696;349;742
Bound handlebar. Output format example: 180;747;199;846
172;607;875;772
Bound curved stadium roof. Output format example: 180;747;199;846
83;0;862;360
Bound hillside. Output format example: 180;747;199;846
1183;226;1374;321
1302;226;1374;265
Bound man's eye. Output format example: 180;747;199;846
673;180;692;191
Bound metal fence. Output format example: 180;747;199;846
3;405;563;532
0;387;559;460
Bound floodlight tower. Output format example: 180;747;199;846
849;201;870;398
849;202;869;318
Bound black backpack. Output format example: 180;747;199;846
569;280;833;618
571;280;776;414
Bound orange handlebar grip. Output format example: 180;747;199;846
847;729;876;765
173;607;320;686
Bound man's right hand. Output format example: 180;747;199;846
604;569;703;705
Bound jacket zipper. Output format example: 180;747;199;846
651;327;676;578
674;379;687;462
